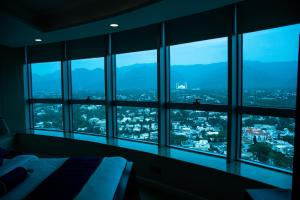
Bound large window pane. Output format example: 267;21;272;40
31;61;61;98
73;104;106;135
71;58;105;99
170;110;227;155
116;50;157;101
117;106;158;143
241;115;295;170
170;37;228;104
243;24;300;108
33;103;63;130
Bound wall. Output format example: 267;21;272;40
0;45;26;133
15;133;274;200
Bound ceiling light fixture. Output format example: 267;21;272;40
34;38;42;42
110;23;119;28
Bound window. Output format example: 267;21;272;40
169;37;228;156
72;104;106;135
31;61;61;98
70;57;106;135
170;38;228;104
243;24;300;108
241;115;294;170
33;103;63;130
30;61;63;131
114;49;158;143
170;110;227;155
117;106;158;143
71;58;105;99
26;22;298;174
241;24;299;171
116;50;157;101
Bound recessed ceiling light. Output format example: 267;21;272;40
110;23;119;28
34;38;42;42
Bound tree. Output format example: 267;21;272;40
248;142;272;163
170;135;188;145
282;135;294;145
269;150;292;169
253;135;257;144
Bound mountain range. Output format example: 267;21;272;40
32;61;298;92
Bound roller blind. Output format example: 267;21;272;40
166;5;234;46
27;42;64;63
237;0;300;34
67;35;107;59
111;24;160;54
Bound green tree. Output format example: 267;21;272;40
171;135;188;145
282;135;294;145
248;142;272;163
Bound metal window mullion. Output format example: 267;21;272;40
114;101;159;108
236;33;244;162
168;103;228;112
70;99;106;105
227;35;238;163
24;46;33;130
111;55;117;138
30;99;63;104
28;64;34;130
227;5;242;163
68;60;74;138
105;34;116;139
62;59;72;133
239;106;296;118
158;22;168;148
165;46;171;146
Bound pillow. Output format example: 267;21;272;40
0;148;6;166
0;167;28;196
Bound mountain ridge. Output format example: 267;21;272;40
32;61;298;92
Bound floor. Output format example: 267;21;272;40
139;184;184;200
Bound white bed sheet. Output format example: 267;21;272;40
0;155;127;200
0;155;67;200
75;157;127;200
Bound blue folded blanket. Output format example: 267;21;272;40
0;167;28;196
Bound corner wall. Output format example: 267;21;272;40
0;45;26;132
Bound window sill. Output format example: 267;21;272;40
20;129;292;189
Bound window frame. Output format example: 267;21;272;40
238;28;297;172
166;38;230;158
28;61;64;131
24;21;299;174
69;57;107;135
112;49;160;144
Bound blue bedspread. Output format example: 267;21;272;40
25;157;102;200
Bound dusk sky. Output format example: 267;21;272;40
244;23;300;62
32;23;299;76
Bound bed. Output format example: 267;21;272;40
0;155;140;200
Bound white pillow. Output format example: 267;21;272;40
0;155;39;176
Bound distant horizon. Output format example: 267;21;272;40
32;59;298;76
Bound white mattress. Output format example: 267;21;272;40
0;155;127;200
